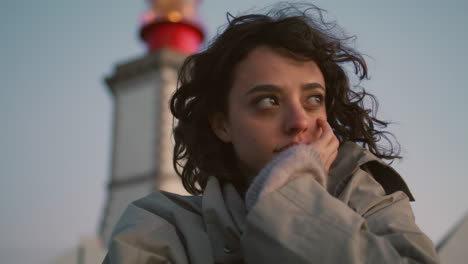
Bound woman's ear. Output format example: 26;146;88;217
210;113;232;143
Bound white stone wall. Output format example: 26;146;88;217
159;66;177;177
113;73;160;180
49;237;106;264
158;66;188;195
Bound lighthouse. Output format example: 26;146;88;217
140;0;204;54
99;0;204;245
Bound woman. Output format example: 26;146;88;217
104;4;439;264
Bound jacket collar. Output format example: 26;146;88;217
202;177;245;262
329;142;415;201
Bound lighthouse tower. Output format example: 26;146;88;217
100;0;204;245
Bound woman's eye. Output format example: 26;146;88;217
255;96;278;108
306;95;323;106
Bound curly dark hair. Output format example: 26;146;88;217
170;3;400;195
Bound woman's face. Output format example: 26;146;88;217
211;46;327;178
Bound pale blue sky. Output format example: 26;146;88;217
1;1;467;263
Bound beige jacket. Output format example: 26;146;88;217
103;142;439;263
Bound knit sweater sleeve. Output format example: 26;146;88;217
244;144;326;211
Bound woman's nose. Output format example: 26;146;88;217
283;104;310;135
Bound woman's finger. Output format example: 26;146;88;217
317;119;334;142
324;149;338;174
317;119;337;149
313;118;339;174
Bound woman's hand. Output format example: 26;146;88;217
311;118;339;175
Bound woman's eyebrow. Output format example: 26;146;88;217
302;83;325;91
245;84;282;95
245;83;325;96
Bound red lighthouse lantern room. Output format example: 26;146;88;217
140;0;205;54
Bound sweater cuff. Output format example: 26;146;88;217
245;144;325;211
